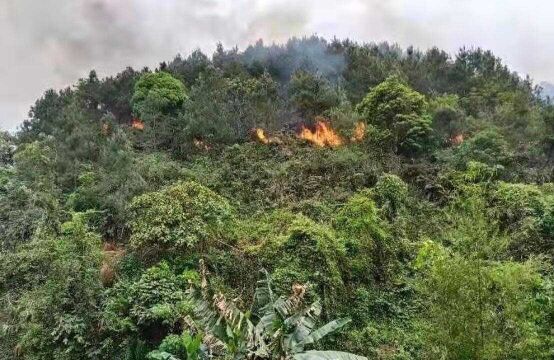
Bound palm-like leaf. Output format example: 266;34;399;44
274;293;309;320
249;271;277;358
186;288;228;343
252;269;274;318
283;301;322;352
187;288;256;357
146;351;180;360
297;318;351;348
293;350;368;360
186;265;364;360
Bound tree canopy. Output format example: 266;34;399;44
132;71;187;118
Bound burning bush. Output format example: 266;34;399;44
252;128;269;144
296;117;367;148
251;128;282;145
450;133;464;145
131;117;144;130
297;117;344;148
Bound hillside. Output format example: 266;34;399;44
0;37;553;359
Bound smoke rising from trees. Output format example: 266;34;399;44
2;0;554;130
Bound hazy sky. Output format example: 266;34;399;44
1;0;553;130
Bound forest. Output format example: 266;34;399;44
0;36;553;359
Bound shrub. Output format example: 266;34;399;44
491;182;543;225
416;243;551;360
129;181;234;253
0;213;103;359
490;182;553;258
335;190;392;283
449;129;511;169
255;214;346;306
114;262;189;325
356;76;427;127
289;71;343;118
356;76;433;155
373;174;408;219
180;69;284;145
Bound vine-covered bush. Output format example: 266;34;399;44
129;181;234;253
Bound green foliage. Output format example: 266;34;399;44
187;269;365;360
335;190;392;283
289;71;343;119
0;178;61;250
293;351;367;360
255;214;346;303
460;160;502;184
180;69;283;145
416;244;551;359
4;36;554;360
186;140;388;215
147;331;204;360
129;181;234;253
356;76;433;155
429;94;467;140
490;182;554;258
492;182;543;224
18;88;73;143
414;195;554;359
356;76;427;128
372;174;408;219
0;213;103;359
168;50;211;87
136;152;186;185
13;140;58;189
0;139;62;249
67;147;185;238
394;113;435;155
132;71;187;118
446;128;512;169
0;131;14;166
104;261;190;329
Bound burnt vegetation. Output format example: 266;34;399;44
1;36;554;359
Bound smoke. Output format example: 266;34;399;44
2;0;554;130
241;37;346;81
1;0;313;81
0;0;316;130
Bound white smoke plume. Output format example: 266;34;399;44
1;0;554;130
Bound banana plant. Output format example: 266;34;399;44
147;332;206;360
187;268;367;360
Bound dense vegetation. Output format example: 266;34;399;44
1;36;554;359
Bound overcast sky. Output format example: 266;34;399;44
1;0;553;131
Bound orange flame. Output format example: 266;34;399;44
297;118;343;148
131;118;144;130
351;121;366;142
253;128;269;144
251;128;282;145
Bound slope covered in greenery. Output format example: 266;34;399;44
1;36;553;359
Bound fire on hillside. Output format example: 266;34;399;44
251;118;366;148
131;118;144;130
297;118;344;148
